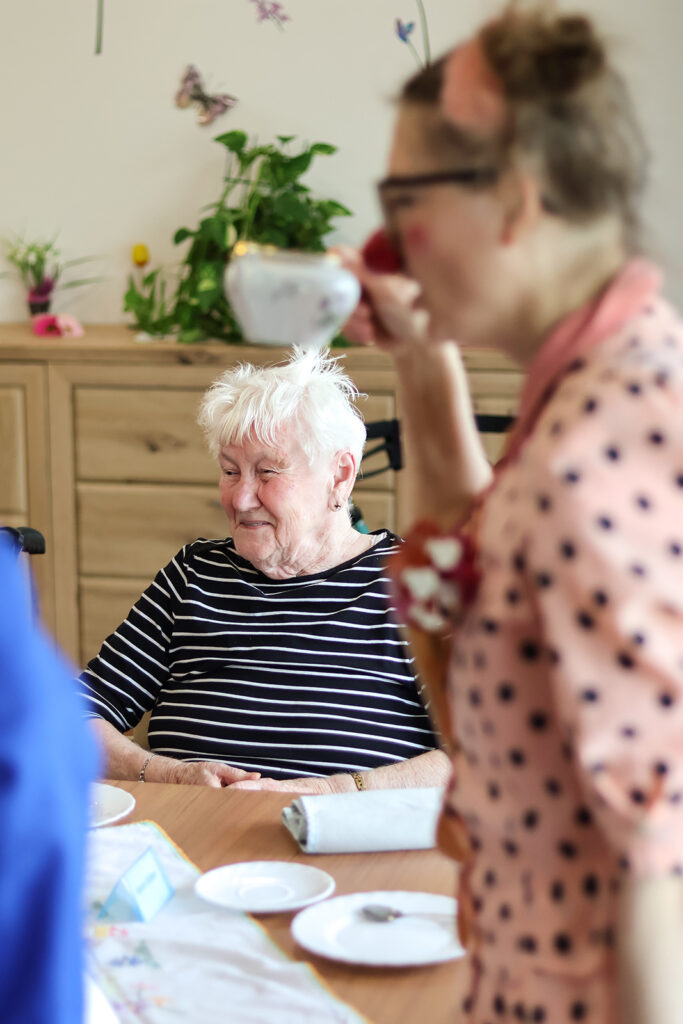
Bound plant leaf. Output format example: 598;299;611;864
60;276;102;289
214;130;248;152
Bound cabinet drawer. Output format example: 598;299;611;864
355;392;396;492
77;482;395;579
75;386;396;490
79;576;149;665
0;386;27;514
78;492;395;663
351;491;395;535
75;387;216;484
78;483;228;577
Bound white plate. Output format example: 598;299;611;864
89;783;136;828
194;860;335;914
291;890;465;967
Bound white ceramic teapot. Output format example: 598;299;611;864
224;241;361;349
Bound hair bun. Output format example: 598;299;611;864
534;16;604;94
484;11;606;100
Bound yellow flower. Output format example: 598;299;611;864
131;243;150;267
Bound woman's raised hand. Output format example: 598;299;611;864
334;243;433;355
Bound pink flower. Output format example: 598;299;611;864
32;314;84;338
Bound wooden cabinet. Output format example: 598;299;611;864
0;362;55;627
0;325;522;668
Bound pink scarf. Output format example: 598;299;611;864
501;258;662;464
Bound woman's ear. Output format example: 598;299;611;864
499;171;543;246
331;450;357;504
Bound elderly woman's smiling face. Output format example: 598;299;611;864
218;424;347;579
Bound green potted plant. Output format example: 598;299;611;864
1;235;99;316
124;131;353;344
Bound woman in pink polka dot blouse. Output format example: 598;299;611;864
343;5;683;1023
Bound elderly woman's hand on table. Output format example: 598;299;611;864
228;749;451;794
228;775;352;795
163;760;261;788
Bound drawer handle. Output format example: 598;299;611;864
144;434;186;453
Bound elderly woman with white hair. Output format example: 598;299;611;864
78;350;449;793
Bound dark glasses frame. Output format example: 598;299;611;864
377;168;559;215
377;168;500;193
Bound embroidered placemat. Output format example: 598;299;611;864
86;821;368;1024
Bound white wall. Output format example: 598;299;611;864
1;0;681;322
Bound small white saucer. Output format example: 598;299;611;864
194;860;335;914
90;783;136;828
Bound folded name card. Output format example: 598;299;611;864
98;846;174;922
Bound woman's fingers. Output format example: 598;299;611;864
228;778;284;791
343;301;376;346
335;244;432;350
228;776;334;794
171;761;261;786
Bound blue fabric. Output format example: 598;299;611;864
0;536;98;1024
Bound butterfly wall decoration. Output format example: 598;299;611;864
174;66;237;126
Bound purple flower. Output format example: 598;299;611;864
395;3;431;67
395;19;415;43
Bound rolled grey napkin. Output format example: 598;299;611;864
282;787;444;854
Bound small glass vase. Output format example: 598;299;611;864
29;298;51;315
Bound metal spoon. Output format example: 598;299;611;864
360;903;453;924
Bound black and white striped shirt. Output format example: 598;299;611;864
78;532;437;778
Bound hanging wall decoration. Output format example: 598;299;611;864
248;1;290;28
175;66;237;127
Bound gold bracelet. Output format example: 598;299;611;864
138;753;158;782
351;771;366;791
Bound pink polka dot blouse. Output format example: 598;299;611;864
399;261;683;1023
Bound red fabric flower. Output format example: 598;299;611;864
361;228;404;274
388;520;480;632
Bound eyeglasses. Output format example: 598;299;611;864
377;168;500;194
376;168;560;234
377;168;500;230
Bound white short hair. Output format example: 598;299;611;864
197;348;367;467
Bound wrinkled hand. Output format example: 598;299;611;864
335;245;433;354
168;761;261;788
228;774;350;795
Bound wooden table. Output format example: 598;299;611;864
108;781;466;1024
